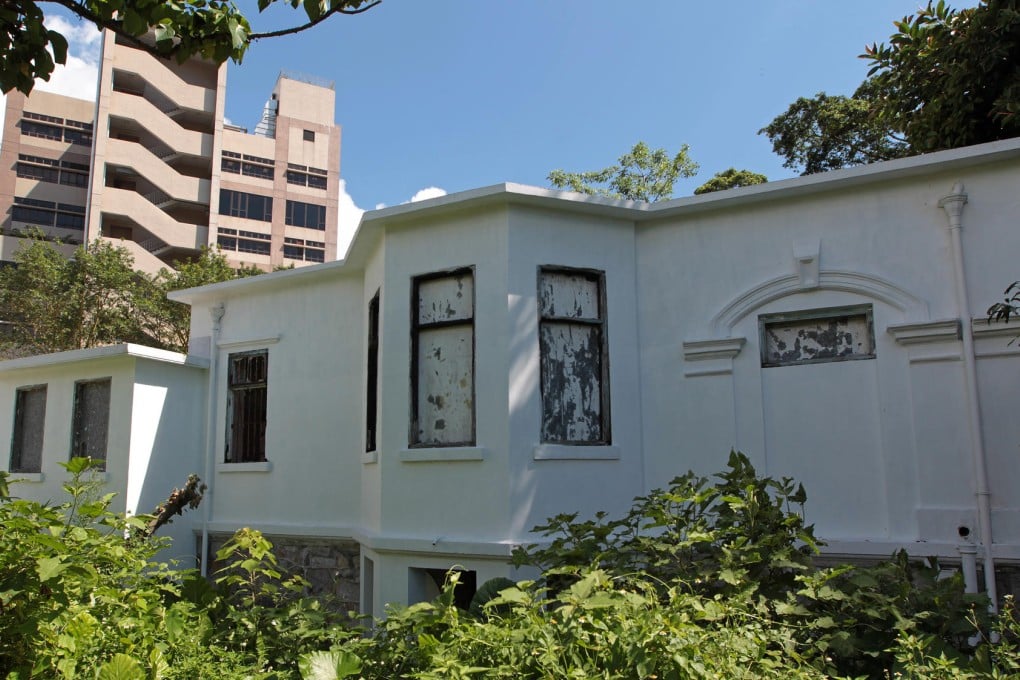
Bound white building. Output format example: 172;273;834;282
4;139;1020;616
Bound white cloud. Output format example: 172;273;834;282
33;16;101;101
336;179;365;258
374;202;387;210
408;186;447;203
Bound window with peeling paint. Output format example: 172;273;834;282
10;385;46;473
71;379;111;469
411;269;474;446
538;267;611;444
759;305;875;367
226;350;268;462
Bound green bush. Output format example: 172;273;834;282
3;452;1019;679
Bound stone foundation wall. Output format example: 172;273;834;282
209;533;361;611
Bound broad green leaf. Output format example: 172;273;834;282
96;654;144;680
298;650;363;680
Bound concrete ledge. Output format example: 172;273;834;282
217;461;273;473
399;447;486;463
533;444;620;461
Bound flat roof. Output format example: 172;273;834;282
0;343;209;373
170;137;1020;306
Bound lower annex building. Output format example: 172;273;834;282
3;139;1020;616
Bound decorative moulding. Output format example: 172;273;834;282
217;335;282;350
887;319;961;345
792;238;820;289
972;317;1020;339
681;338;745;376
710;270;928;336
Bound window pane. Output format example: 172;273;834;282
418;274;473;324
11;386;46;473
539;271;600;319
760;307;875;367
416;325;474;445
540;323;603;442
72;380;111;468
227;351;268;462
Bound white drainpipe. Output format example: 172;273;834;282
939;183;997;609
200;302;226;577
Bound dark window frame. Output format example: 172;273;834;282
10;384;46;473
70;378;111;469
225;350;268;463
409;267;476;448
537;266;612;445
758;304;876;368
366;290;380;452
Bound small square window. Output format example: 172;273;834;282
759;305;875;367
71;379;111;469
303;129;315;142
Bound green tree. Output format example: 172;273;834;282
548;141;699;202
864;0;1020;153
759;83;909;175
0;237;259;356
1;0;380;95
694;167;768;195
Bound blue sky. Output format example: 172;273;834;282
13;1;979;243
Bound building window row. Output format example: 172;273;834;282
283;237;325;262
285;163;328;190
219;189;272;222
16;154;89;187
9;378;111;474
21;113;94;146
10;197;86;230
217;227;271;255
221;265;612;465
220;152;274;179
285;199;326;230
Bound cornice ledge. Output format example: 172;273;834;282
972;317;1020;339
887;319;961;345
682;337;746;361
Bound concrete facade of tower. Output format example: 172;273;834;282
0;32;342;273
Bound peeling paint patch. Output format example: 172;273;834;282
538;267;610;444
760;305;875;367
412;269;475;446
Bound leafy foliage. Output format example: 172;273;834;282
760;82;909;175
548;141;699;202
3;452;1019;678
694;167;768;194
0;236;259;357
764;1;1020;174
1;0;381;95
864;0;1020;154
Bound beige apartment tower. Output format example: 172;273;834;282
0;32;341;272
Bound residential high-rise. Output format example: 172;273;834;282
0;32;342;272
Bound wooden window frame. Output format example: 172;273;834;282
366;290;380;452
758;304;876;368
537;266;611;445
10;384;46;473
70;378;111;469
409;267;476;448
225;350;269;463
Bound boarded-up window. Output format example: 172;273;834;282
411;269;474;446
538;267;610;444
366;291;380;452
71;379;111;469
759;305;875;367
10;385;46;473
226;350;268;462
